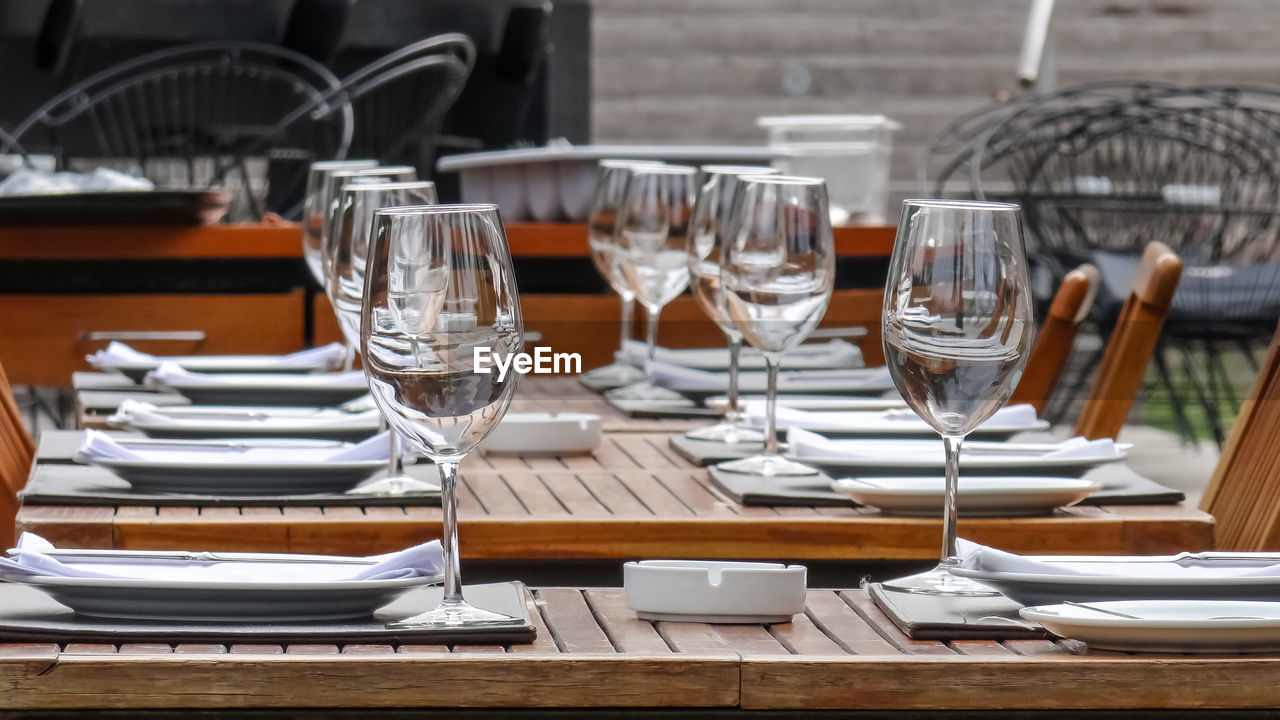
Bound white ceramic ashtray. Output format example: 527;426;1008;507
623;560;807;623
482;412;602;456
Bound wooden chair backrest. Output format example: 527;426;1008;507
0;359;34;545
1201;319;1280;549
1074;242;1182;440
1010;264;1099;416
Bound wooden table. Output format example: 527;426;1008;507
19;376;1216;560
2;587;1278;713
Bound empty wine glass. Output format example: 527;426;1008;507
716;176;834;476
321;165;417;369
582;159;666;386
362;204;524;628
685;165;779;444
612;164;697;400
302;159;378;284
330;180;439;497
881;199;1033;596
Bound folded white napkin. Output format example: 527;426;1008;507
87;342;346;370
749;403;1040;432
107;399;382;430
956;539;1280;579
75;428;391;464
0;533;442;582
620;338;862;370
786;428;1121;462
645;361;892;393
144;362;366;388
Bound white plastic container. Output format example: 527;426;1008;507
757;114;901;226
623;560;807;623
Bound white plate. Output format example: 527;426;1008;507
154;373;370;406
96;355;333;383
831;476;1099;516
659;368;896;398
773;414;1050;441
0;550;439;621
706;395;907;413
114;405;382;441
482;412;602;455
790;440;1127;476
83;446;385;495
950;555;1280;606
1020;600;1280;653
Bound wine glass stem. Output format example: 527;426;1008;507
387;430;406;479
437;459;465;606
763;355;780;456
939;433;964;567
342;340;356;372
644;304;661;364
724;332;743;424
617;292;635;355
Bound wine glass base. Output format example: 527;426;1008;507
582;363;644;387
685;422;766;444
345;473;440;497
716;454;819;477
386;600;525;629
881;565;1001;597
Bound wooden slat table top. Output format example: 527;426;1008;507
1;587;1278;712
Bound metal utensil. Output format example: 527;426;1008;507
1063;601;1142;619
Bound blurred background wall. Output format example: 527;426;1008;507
591;0;1280;194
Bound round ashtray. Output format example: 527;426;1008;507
623;560;807;624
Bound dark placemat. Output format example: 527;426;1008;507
670;434;764;467
603;391;722;419
708;462;1183;508
0;582;534;645
21;464;441;507
708;465;842;507
865;581;1046;640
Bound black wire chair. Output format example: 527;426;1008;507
929;82;1280;445
0;41;352;221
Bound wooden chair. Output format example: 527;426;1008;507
1201;319;1280;550
0;359;34;545
1074;242;1182;440
1010;264;1099;416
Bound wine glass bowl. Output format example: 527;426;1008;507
361;203;525;627
716;175;835;476
302;159;379;285
881;199;1034;595
582;159;666;386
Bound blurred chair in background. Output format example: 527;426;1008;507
1009;263;1099;417
1075;241;1183;441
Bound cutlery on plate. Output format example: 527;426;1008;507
8;549;375;564
115;438;349;452
1063;601;1142;619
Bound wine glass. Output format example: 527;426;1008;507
321;165;417;368
881;199;1033;596
303;160;378;285
612;164;697;400
362;203;524;628
330;180;439;497
716;176;834;476
685;165;779;444
582;159;666;386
